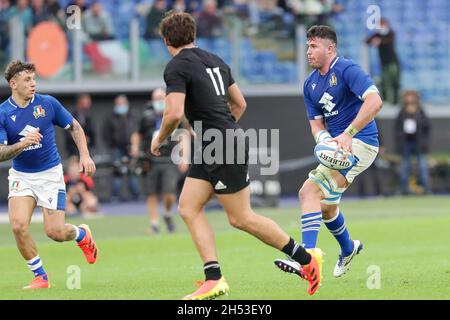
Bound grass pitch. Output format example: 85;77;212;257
0;196;449;300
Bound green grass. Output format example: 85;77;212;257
1;196;450;300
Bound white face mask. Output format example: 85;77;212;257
378;27;389;36
153;100;165;113
114;104;129;115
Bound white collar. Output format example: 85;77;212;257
8;95;35;108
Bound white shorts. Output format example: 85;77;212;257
308;138;379;205
8;164;66;211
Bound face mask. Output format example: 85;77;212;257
174;5;185;12
378;27;389;36
152;100;165;113
114;104;129;115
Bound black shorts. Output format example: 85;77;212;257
187;162;250;194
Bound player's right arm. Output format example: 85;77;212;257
304;80;330;144
227;83;247;122
309;119;331;143
0;129;43;162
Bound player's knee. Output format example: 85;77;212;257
321;204;338;219
228;212;253;231
299;181;322;202
178;202;196;221
45;228;65;242
11;220;29;236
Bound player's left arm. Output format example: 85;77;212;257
332;91;382;153
228;83;247;122
331;64;383;152
150;92;185;156
68;119;96;176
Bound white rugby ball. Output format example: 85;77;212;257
314;140;357;170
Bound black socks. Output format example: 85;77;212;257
282;237;312;266
204;261;222;281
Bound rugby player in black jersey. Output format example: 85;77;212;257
150;11;323;299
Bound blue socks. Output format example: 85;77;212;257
324;210;354;256
27;256;48;280
301;211;322;249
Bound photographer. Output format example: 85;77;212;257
131;88;189;234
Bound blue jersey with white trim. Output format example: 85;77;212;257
303;56;379;147
0;94;73;173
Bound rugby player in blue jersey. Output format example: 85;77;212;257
1;60;98;289
275;26;383;279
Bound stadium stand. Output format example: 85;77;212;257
0;0;449;104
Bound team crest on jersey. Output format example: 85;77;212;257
329;73;337;87
33;105;45;119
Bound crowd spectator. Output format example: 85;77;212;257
66;0;89;13
196;0;223;38
252;0;286;35
0;0;11;69
171;0;186;13
286;0;342;28
46;0;65;26
65;93;96;158
64;156;99;217
83;0;115;41
30;0;50;26
395;90;431;195
366;18;400;105
8;0;33;34
103;94;140;202
144;0;166;39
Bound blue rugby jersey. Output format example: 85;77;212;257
0;94;73;172
303;56;379;147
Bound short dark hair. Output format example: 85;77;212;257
159;11;196;48
307;25;337;46
4;60;36;83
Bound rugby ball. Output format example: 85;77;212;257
314;140;357;170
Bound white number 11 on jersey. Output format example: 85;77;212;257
206;67;225;96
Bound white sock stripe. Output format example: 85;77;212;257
303;227;321;232
26;255;40;265
302;220;322;228
27;260;43;271
73;225;80;240
332;229;347;236
204;264;220;270
329;223;346;234
292;243;300;256
323;209;341;223
302;214;322;222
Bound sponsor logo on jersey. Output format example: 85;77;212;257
312;83;316;90
18;125;43;151
329;73;337;87
10;115;16;122
319;92;339;117
33;105;46;119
